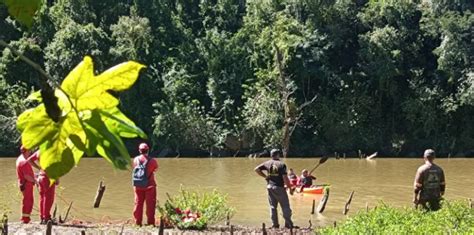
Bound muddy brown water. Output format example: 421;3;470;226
1;158;473;227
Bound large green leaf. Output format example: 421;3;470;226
84;111;130;169
61;56;144;111
100;107;147;138
17;108;34;132
38;112;84;179
39;140;75;180
21;105;58;149
4;0;43;28
17;56;145;180
95;60;145;92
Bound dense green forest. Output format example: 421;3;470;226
1;0;473;157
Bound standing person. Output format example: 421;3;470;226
413;149;446;211
132;143;159;226
27;150;58;224
15;146;36;223
254;149;295;229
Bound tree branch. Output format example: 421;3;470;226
298;94;318;111
0;39;54;85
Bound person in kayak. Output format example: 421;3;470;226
288;168;299;186
413;149;446;211
300;169;316;189
255;149;296;229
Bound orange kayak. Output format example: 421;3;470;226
300;184;330;194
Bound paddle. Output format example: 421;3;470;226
298;156;330;193
309;155;330;175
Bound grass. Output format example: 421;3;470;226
318;200;474;234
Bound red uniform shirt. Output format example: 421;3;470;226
16;154;34;185
132;154;158;187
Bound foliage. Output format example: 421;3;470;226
318;200;474;234
16;56;145;180
158;188;235;230
1;0;474;157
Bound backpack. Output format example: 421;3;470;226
132;157;150;187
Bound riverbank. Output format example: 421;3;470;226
6;221;314;234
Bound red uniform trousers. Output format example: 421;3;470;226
133;186;156;226
20;182;34;223
38;174;56;220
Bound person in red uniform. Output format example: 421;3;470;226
132;143;159;226
15;146;36;223
27;151;58;224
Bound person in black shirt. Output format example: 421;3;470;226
255;149;295;229
300;169;316;189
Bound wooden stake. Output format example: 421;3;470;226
262;223;267;235
46;220;53;235
343;191;355;215
158;216;164;235
230;225;234;235
469;198;472;209
81;230;86;235
311;199;316;214
333;221;337;228
366;202;369;212
225;213;230;226
93;181;106;208
119;224;125;235
1;214;7;235
60;201;73;223
52;204;57;219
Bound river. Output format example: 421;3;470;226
1;158;473;227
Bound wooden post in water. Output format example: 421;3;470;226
1;214;7;235
52;204;57;219
225;213;230;226
311;199;316;214
366;202;369;212
469;198;472;209
262;223;267;235
119;224;125;235
93;181;106;208
317;188;330;213
343;191;355;215
159;216;164;235
333;221;337;228
46;220;53;235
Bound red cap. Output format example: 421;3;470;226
139;143;149;151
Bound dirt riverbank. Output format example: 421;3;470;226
6;221;314;234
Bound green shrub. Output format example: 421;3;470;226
318;200;474;234
158;188;235;230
